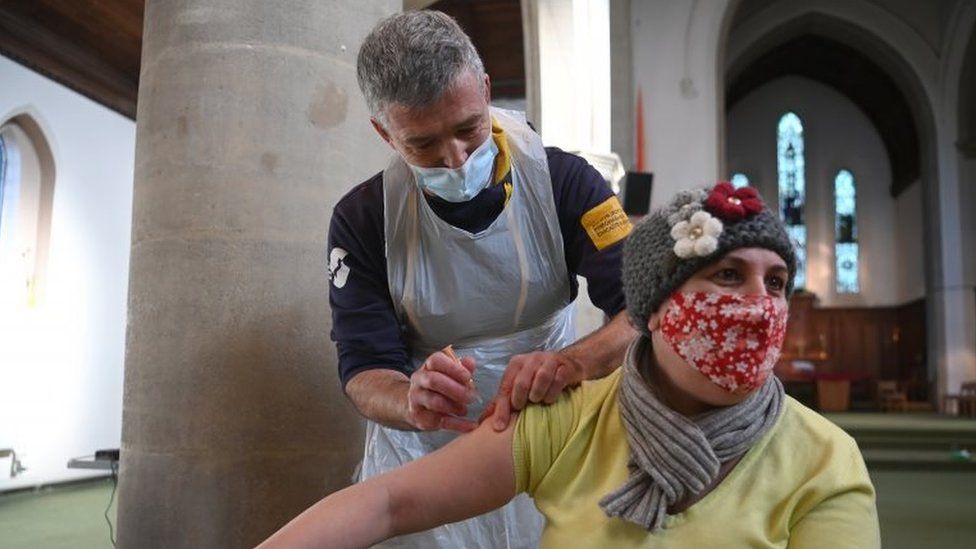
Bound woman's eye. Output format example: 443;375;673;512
766;276;786;291
713;268;740;283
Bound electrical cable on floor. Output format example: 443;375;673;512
105;461;118;548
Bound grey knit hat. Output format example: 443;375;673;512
623;182;797;335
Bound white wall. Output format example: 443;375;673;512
0;55;134;490
631;0;733;208
895;180;927;301
726;76;923;307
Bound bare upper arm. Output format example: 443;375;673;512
384;415;519;535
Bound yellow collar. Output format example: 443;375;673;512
491;117;511;186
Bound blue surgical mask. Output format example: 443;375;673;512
408;134;499;202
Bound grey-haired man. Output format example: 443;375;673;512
328;10;634;548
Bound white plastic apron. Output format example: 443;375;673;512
360;108;576;549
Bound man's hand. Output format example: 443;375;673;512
486;351;585;431
407;349;479;433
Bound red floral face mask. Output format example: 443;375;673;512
659;292;788;393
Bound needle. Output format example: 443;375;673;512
442;345;483;407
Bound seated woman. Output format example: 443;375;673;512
260;183;880;548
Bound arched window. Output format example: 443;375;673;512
0;133;7;225
0;129;20;263
834;169;859;293
0;117;54;308
777;112;806;289
0;125;25;306
730;172;749;189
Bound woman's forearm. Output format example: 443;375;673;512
257;480;393;549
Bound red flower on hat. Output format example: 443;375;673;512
705;181;764;221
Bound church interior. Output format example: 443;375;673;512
1;0;975;547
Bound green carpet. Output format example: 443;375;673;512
872;470;976;548
0;477;118;549
1;471;974;548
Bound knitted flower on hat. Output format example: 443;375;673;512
705;182;764;220
665;189;709;226
671;211;722;258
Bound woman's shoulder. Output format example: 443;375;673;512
765;396;866;478
579;367;625;400
756;399;878;546
778;397;858;448
515;368;626;460
572;367;626;424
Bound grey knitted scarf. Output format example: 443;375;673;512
599;337;784;531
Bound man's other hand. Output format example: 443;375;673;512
487;352;584;431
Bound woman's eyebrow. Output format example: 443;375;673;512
716;256;746;268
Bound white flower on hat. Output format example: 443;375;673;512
671;210;723;258
667;202;702;226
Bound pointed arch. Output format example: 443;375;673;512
0;112;56;307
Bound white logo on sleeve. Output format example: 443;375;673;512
329;247;350;288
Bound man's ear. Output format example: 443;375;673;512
370;117;394;147
483;74;492;104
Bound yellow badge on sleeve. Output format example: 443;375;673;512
581;197;633;250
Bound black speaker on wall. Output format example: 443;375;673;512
621;171;653;216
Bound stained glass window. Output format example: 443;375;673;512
0;134;6;230
834;169;859;293
730;172;749;189
0;128;22;277
777;112;806;289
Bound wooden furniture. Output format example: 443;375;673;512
876;380;908;412
778;292;928;409
817;378;851;412
943;381;976;417
775;363;869;412
812;373;871;412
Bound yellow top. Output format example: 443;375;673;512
514;369;880;548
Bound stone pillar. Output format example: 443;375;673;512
923;2;976;409
118;1;397;547
930;114;976;409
